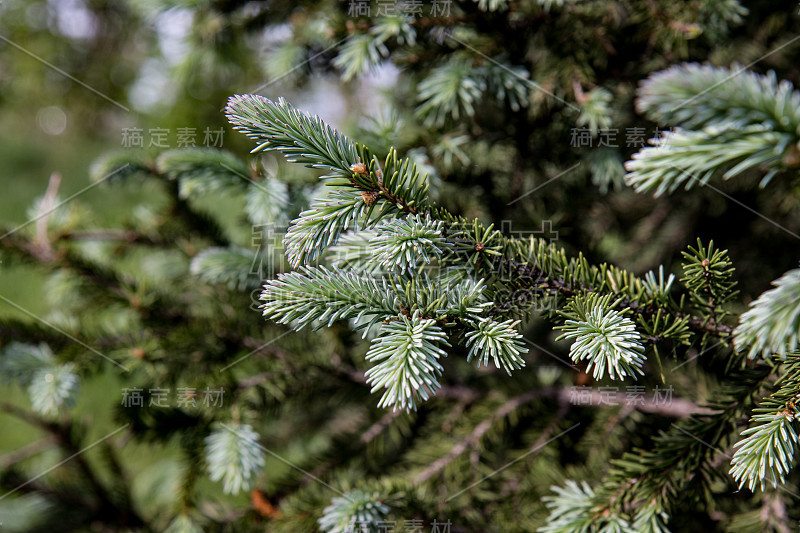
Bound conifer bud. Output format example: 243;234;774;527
350;162;368;175
361;190;380;206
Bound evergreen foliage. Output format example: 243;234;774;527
221;92;800;530
556;294;646;381
2;0;800;531
204;423;266;495
734;268;800;360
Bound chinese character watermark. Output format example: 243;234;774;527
121;127;224;149
121;387;225;408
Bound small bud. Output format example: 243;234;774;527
475;242;485;251
701;259;710;268
361;190;380;206
350;162;368;175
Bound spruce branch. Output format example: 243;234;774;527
641;266;676;305
226;95;432;266
204;423;266;495
681;239;738;326
155;148;250;199
635;63;800;134
283;189;373;267
190;246;261;291
576;87;613;135
334;33;389;81
27;364;79;418
556;294;646;381
225;95;365;181
588;356;775;528
259;265;399;332
414;391;568;486
245;178;290;226
370;16;417;46
370;214;450;274
729;411;799;492
464;317;528;374
538;480;605;533
0;342;79;418
481;61;531;112
624;127;789;195
318;489;391;533
626;64;800;194
364;310;450;411
630;502;671;533
734;268;800;360
416;57;486;127
730;355;800;491
327;229;384;273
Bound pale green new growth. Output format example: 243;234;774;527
730;412;799;491
734;268;800;359
465;317;528;374
371;214;450;274
625;127;787;195
28;364;79;418
538;480;598;533
539;480;671;533
318;489;390;533
577;87;613;135
260;265;399;332
0;342;79;418
635;63;800;134
416;58;486;127
365;310;450;411
204;424;265;495
625;64;800;194
557;295;645;381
